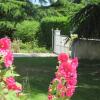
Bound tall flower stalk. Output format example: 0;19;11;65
48;53;78;100
0;37;23;99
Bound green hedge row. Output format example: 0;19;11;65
0;17;71;49
38;16;70;48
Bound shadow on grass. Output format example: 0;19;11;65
14;57;57;94
72;59;100;100
14;58;100;100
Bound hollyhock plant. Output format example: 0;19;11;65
5;76;22;92
4;50;14;68
48;53;78;100
58;53;69;63
0;37;11;50
0;37;24;100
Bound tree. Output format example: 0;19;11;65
70;3;100;39
0;0;34;38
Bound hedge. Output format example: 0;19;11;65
37;16;70;48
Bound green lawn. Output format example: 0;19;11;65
14;57;100;100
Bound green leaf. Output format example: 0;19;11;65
5;90;20;100
4;69;20;77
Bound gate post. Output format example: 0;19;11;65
54;28;61;54
52;28;54;50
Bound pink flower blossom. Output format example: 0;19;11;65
66;72;77;80
0;49;8;56
5;77;22;92
48;53;78;99
6;76;15;85
48;94;53;100
71;57;78;70
58;53;69;63
57;83;63;90
0;37;11;50
67;78;77;86
66;85;76;97
60;61;71;73
61;58;78;73
4;51;14;68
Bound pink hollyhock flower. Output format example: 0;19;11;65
60;61;72;73
48;53;78;100
4;50;14;68
6;76;15;85
66;85;75;97
0;49;8;57
48;94;53;100
61;91;66;97
57;66;67;78
67;78;77;86
6;77;22;92
61;58;78;73
10;84;22;93
71;57;78;70
0;37;11;50
57;83;63;90
58;53;69;63
66;72;77;80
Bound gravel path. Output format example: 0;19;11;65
13;53;58;57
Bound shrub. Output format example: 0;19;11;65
11;39;49;53
14;20;40;42
38;16;70;48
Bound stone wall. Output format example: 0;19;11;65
72;39;100;59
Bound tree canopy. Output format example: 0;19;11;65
0;0;100;46
71;3;100;39
0;0;34;38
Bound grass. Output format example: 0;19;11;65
14;57;57;100
72;59;100;100
14;57;100;100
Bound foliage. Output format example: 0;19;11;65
11;39;49;53
33;1;83;21
33;7;63;21
14;20;40;42
0;0;34;21
48;53;78;100
81;0;100;5
55;4;83;19
0;37;25;100
51;0;69;6
0;0;100;48
38;16;70;48
0;21;15;39
70;3;100;39
0;0;34;38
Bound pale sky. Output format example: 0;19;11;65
30;0;50;6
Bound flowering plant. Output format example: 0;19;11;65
48;53;78;100
0;37;23;100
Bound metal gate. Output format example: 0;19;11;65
53;29;69;54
